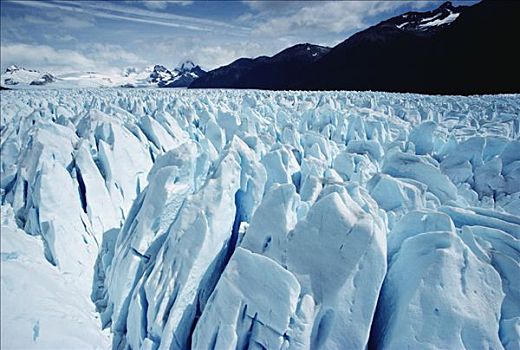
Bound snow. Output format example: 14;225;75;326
0;88;519;349
0;68;150;89
1;61;205;89
419;12;443;23
1;205;111;349
0;66;45;85
419;11;460;28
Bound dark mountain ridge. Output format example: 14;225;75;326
190;43;331;89
298;0;519;94
190;1;519;94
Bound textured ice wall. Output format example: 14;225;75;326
1;89;519;349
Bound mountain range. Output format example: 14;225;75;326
0;61;206;89
191;0;519;94
135;61;206;88
2;1;518;94
190;43;330;89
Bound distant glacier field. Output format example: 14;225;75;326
1;89;519;349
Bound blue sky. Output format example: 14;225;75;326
0;0;479;74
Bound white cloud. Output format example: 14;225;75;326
251;1;441;37
141;0;194;9
186;44;262;69
85;43;146;66
175;1;194;6
60;15;95;29
411;1;439;10
11;0;247;34
142;1;169;10
43;34;77;43
244;1;305;13
146;35;269;70
1;43;97;73
21;13;94;29
0;42;146;74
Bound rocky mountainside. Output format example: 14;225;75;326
190;43;330;89
191;1;520;94
154;60;207;88
296;0;519;94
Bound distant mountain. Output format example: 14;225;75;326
123;61;206;88
30;73;57;86
1;65;56;86
0;60;206;89
148;65;175;85
190;1;519;94
158;61;207;88
189;43;331;89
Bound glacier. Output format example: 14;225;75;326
0;88;519;349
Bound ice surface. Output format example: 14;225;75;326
372;230;504;349
0;88;518;349
1;205;111;349
192;247;301;350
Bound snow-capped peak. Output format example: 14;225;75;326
123;67;138;77
145;61;207;88
153;64;170;73
178;60;196;73
418;10;460;28
0;61;206;89
5;65;20;73
391;1;462;32
1;65;55;87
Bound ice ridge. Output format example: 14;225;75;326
0;89;519;349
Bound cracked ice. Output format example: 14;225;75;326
1;89;519;349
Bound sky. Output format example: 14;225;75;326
0;0;480;75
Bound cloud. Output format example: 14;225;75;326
11;0;247;34
84;43;146;66
174;1;194;6
253;2;404;36
145;35;268;69
185;44;263;69
250;1;441;38
22;13;94;29
142;1;169;10
141;0;194;10
243;1;306;14
0;42;146;74
60;15;95;29
0;43;97;73
411;1;439;10
43;34;77;43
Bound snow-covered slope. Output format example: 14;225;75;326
391;1;463;32
0;61;205;89
1;206;111;349
0;66;148;89
0;65;56;87
145;61;206;88
1;89;519;349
